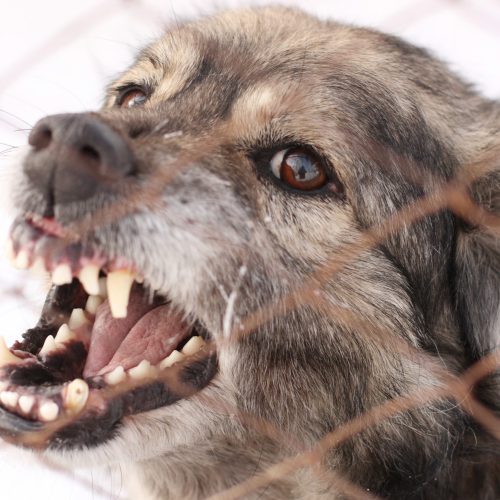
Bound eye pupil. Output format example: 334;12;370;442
278;147;328;190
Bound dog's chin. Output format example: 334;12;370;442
0;216;218;451
43;378;227;467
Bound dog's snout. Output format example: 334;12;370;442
25;113;134;205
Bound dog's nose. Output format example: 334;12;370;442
25;113;134;205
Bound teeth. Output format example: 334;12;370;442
79;265;100;295
39;335;58;356
85;295;103;315
0;391;19;409
52;263;73;285
98;277;108;299
18;395;35;414
104;366;126;385
0;336;23;366
54;324;76;344
31;256;47;275
64;379;89;414
13;249;30;269
68;308;90;330
4;239;15;262
159;350;185;370
107;270;135;318
181;336;205;356
39;401;59;422
128;360;156;380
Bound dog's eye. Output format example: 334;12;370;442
117;87;148;108
270;147;328;191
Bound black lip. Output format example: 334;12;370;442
53;352;217;450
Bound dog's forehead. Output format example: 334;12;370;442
108;8;341;104
104;7;432;161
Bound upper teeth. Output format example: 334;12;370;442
7;238;140;319
98;277;108;298
85;295;103;315
14;250;30;269
0;336;23;366
4;239;15;262
79;265;100;295
107;270;136;318
52;263;73;285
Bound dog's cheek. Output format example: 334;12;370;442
255;186;356;264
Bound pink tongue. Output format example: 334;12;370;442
83;288;190;378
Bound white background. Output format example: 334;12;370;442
0;0;499;498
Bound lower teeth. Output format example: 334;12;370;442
0;323;207;423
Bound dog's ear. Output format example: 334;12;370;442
453;156;499;367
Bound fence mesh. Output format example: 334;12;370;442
0;1;499;498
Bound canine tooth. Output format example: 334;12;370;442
52;263;73;285
181;336;205;356
98;277;108;299
104;366;126;385
55;324;76;344
39;335;57;356
0;391;19;409
128;360;156;380
64;379;89;414
18;395;35;414
14;249;29;269
39;401;59;422
85;295;103;315
0;336;23;366
159;350;185;369
68;308;90;330
107;270;135;318
79;265;100;295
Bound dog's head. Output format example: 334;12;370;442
1;6;499;497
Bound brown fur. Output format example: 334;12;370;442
3;6;500;499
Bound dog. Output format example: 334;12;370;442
0;6;499;499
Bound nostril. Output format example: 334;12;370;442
80;144;100;161
29;125;52;151
79;144;101;169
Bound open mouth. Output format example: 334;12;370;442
0;216;217;448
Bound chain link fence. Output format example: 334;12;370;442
0;1;499;498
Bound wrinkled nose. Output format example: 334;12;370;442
24;113;134;205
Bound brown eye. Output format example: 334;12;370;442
270;147;328;191
117;87;148;108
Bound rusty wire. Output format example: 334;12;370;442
1;1;499;499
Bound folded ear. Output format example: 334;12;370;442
453;161;499;366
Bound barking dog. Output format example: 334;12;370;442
1;6;499;499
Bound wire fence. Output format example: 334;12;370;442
0;0;499;499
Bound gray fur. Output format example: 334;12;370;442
12;6;500;499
